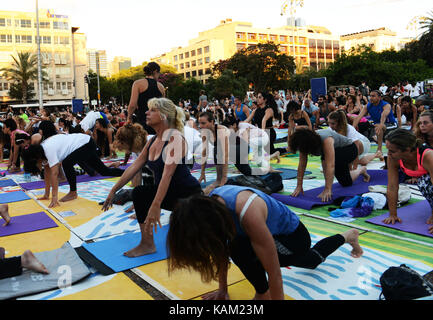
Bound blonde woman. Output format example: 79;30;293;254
102;98;202;258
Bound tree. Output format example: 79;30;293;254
405;11;433;67
212;42;295;92
205;69;249;101
0;51;47;103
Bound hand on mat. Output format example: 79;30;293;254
198;174;206;184
108;161;121;168
101;192;115;211
145;204;161;235
429;225;433;235
427;214;433;225
48;197;60;208
318;189;332;202
291;186;304;197
37;194;50;201
382;215;402;225
202;290;230;300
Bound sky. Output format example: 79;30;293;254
3;0;432;66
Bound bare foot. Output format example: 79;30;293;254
360;166;370;182
0;204;10;226
0;247;5;259
123;243;156;257
342;229;363;258
21;250;50;274
269;166;283;173
129;213;137;220
270;151;281;163
60;192;78;202
375;150;383;160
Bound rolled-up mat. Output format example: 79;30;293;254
76;225;169;275
0;242;91;300
366;200;433;238
0;190;31;204
271;170;388;210
0;212;58;237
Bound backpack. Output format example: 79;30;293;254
379;264;433;300
259;172;284;194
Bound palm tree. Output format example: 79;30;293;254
419;10;433;36
0;51;46;103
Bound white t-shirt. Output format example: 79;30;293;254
80;111;102;132
345;124;367;142
41;133;91;167
403;84;413;97
238;122;267;139
379;85;388;96
184;126;202;161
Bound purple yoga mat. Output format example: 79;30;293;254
271;170;388;210
191;163;216;170
0;211;58;237
366;200;433;238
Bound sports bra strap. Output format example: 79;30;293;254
240;193;258;223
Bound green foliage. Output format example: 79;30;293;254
211;42;295;92
205;69;249;100
0;51;48;103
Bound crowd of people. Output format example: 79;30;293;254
1;61;433;300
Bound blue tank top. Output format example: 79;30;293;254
367;100;396;124
210;185;300;236
235;105;247;121
146;135;200;192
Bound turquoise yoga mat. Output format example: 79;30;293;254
0;191;30;204
80;225;169;273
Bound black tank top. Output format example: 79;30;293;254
253;106;273;129
136;78;162;132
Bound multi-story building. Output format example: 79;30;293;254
0;9;88;104
108;56;132;77
340;27;412;53
87;49;108;77
151;19;341;83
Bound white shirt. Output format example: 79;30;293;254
345;124;367;143
80;111;102;132
41;133;91;167
184;126;202;161
403;84;413;97
379;85;388;96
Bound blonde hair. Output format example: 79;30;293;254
114;123;147;153
148;97;185;133
328;109;348;136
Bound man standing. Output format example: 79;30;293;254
353;90;396;155
379;83;388;96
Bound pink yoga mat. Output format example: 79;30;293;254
366;200;433;238
0;211;58;237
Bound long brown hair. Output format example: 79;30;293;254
167;194;236;283
414;110;433;143
113;123;147;153
328;109;348;136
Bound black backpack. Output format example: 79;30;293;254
379;264;433;300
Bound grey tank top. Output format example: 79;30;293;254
317;129;353;148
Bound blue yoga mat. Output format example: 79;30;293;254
0;179;17;187
277;168;311;180
81;225;169;273
0;191;30;204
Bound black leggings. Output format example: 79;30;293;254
230;221;345;294
334;143;358;187
269;128;286;155
61;139;124;192
0;256;22;280
132;183;202;224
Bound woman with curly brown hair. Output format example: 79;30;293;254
166;185;363;300
414;110;433;147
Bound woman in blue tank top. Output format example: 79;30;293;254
166;185;363;300
233;96;249;121
102;98;202;258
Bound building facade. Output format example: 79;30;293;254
151;19;341;83
0;9;88;103
87;49;108;77
340;27;412;53
108;56;132;77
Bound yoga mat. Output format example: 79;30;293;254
20;174;119;191
366;200;433;238
277;168;312;180
78;225;169;275
271;170;388;210
0;211;58;237
0;179;17;187
0;190;31;204
0;243;91;300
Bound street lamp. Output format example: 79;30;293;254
35;0;44;110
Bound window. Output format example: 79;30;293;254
35;21;50;29
180;63;184;70
192;60;196;67
179;53;184;60
205;68;211;75
0;34;12;43
185;72;190;78
198;69;203;76
192;70;197;77
191;50;196;56
0;19;5;27
280;46;288;53
3;82;9;90
185;62;190;68
53;21;69;30
236;43;246;51
67;82;72;90
236;32;246;40
15;35;32;44
270;34;278;42
204;46;210;53
248;33;257;41
280;35;287;43
20;19;32;28
185;52;189;58
259;34;267;41
174;65;178;70
197;48;202;55
37;36;51;44
174;55;178;62
198;58;203;66
205;57;210;64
